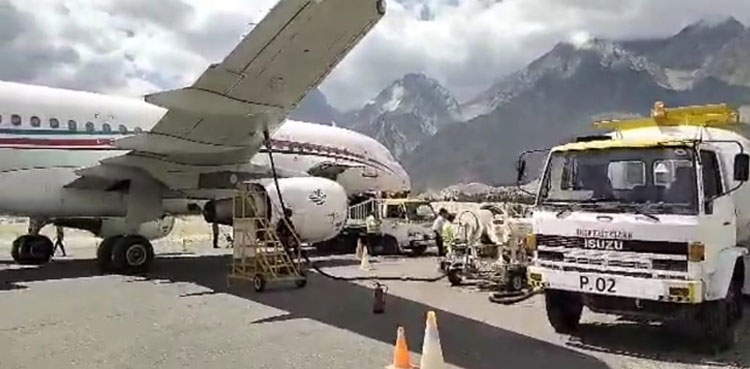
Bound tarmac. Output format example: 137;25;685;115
2;241;750;369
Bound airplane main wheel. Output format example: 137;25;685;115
96;236;122;272
111;235;154;274
11;235;53;265
11;239;22;263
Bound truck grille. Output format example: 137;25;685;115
537;235;687;255
536;235;688;275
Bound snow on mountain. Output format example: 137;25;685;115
406;17;750;190
347;73;461;159
701;28;750;88
623;16;745;70
461;39;670;120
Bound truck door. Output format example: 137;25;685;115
699;149;736;265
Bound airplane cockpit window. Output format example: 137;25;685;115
85;122;95;132
102;123;112;133
30;116;40;127
118;125;127;134
68;120;77;131
49;118;60;129
11;114;21;126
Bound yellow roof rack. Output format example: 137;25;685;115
593;101;740;131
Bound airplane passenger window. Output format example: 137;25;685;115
68;120;77;131
118;125;127;134
102;123;112;133
30;116;40;127
49;118;60;128
11;114;21;126
85;121;95;132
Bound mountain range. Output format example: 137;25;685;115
290;17;750;192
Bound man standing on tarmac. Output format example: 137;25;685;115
365;210;382;254
432;208;448;256
212;222;220;249
54;225;67;257
442;213;457;253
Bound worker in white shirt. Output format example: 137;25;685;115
432;208;448;256
365;210;381;254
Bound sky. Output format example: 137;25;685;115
2;0;750;111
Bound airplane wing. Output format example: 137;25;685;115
68;0;386;195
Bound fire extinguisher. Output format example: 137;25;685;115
373;282;388;314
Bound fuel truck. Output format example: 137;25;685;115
517;102;750;351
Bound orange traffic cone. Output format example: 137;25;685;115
387;326;412;369
419;311;445;369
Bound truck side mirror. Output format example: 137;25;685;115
516;158;527;183
734;153;749;182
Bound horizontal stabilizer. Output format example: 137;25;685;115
113;133;249;156
144;87;284;117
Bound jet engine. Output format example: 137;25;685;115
203;177;348;244
54;216;176;241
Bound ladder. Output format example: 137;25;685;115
227;182;306;292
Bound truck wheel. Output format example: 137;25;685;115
341;232;361;254
410;244;427;257
447;268;463;286
697;300;736;353
545;290;583;334
696;278;741;353
381;236;398;255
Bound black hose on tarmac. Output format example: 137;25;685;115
488;287;544;305
262;130;447;283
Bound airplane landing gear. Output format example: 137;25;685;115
11;235;54;265
97;235;154;274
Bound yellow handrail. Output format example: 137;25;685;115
594;101;740;131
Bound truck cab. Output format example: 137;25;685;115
369;198;437;255
519;102;750;351
347;198;437;255
316;197;437;255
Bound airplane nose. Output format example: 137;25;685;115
392;161;411;191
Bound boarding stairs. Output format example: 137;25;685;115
227;182;306;292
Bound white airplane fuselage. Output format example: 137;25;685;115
0;80;410;218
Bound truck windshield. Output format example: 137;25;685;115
405;202;437;222
539;147;698;215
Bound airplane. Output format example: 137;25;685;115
1;0;390;274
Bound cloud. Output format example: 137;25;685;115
568;31;593;48
0;4;80;82
320;0;750;110
1;0;750;111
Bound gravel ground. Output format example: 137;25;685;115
1;240;749;369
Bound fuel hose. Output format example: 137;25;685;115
488;287;544;305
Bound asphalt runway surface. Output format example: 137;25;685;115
2;243;750;369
